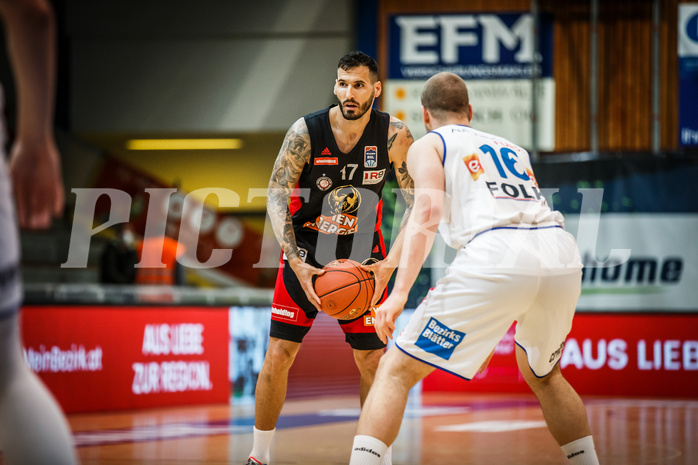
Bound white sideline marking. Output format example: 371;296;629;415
434;420;547;433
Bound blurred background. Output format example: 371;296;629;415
7;0;698;414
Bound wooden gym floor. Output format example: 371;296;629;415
6;391;692;465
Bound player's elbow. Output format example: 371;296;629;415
427;203;442;230
3;0;55;31
266;193;290;222
431;202;442;219
413;201;441;230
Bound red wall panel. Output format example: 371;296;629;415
423;313;698;397
21;306;230;413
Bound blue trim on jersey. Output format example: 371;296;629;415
428;130;448;166
492;196;544;202
0;306;20;320
471;224;562;242
395;341;472;381
514;340;561;379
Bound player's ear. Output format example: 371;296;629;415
373;80;382;98
422;106;430;125
468;104;473;121
333;79;339;97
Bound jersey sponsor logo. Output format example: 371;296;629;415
463;154;484;181
321;147;332;156
303;214;357;235
315;157;338;165
415;317;464;360
362;168;386;185
326;185;361;215
372;245;380;254
364;146;378;168
298;247;308;263
526;168;539;187
364;315;375;326
302;185;361;235
316;175;333;191
271;305;298;322
282;247;307;262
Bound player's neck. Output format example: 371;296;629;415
329;105;371;152
430;117;471;131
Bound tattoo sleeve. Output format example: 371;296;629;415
387;120;414;152
396;160;415;230
267;119;311;261
389;120;415;228
387;132;398;152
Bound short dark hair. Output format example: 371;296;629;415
421;72;470;118
338;51;378;82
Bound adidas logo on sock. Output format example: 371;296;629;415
354;446;380;458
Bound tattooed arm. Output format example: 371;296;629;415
387;117;416;221
374;132;445;343
362;116;415;307
267;117;324;309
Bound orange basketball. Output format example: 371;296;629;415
314;259;375;320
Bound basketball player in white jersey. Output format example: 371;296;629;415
0;0;78;464
349;72;600;465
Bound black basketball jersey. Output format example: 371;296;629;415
289;104;391;268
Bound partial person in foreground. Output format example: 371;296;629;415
349;72;600;465
0;0;78;464
247;51;414;465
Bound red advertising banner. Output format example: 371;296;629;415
21;306;230;413
423;313;698;397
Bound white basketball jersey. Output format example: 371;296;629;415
433;124;563;249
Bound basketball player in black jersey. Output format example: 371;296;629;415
246;52;414;465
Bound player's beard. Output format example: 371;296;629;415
339;96;374;121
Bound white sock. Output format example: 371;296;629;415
379;445;393;465
249;426;275;464
561;435;600;465
349;435;388;465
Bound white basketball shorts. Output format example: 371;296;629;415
395;226;583;379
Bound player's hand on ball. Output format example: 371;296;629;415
361;260;395;307
288;258;325;311
373;292;407;344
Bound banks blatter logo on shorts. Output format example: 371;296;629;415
415;317;464;360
